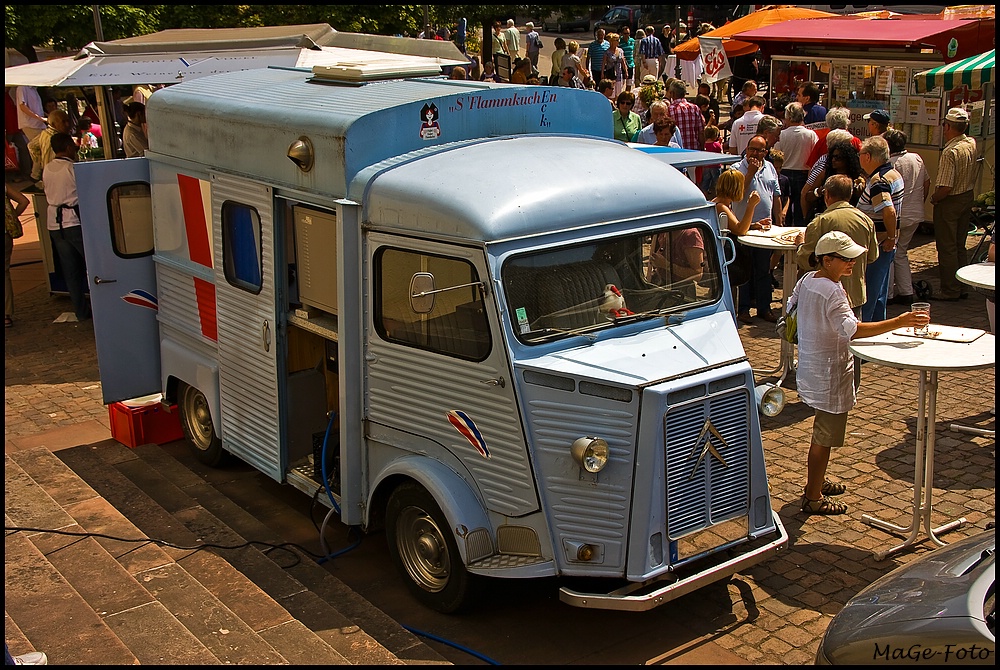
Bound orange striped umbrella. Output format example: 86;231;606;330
673;5;836;61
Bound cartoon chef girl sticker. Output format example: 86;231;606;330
419;103;441;140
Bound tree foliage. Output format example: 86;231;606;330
4;5;574;62
5;5;158;61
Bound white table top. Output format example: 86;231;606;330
737;226;804;251
955;262;995;291
850;329;995;372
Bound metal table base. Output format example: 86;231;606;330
862;370;967;560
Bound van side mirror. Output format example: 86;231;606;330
409;272;436;313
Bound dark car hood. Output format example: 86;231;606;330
820;530;995;663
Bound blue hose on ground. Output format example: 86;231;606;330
402;624;501;665
318;416;493;664
316;410;363;563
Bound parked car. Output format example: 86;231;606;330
816;529;995;665
542;11;593;33
594;5;673;35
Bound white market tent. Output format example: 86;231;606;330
4;23;468;88
5;23;469;158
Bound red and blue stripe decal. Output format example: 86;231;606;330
176;173;218;341
447;410;491;459
121;289;158;310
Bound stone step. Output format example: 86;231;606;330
57;440;447;664
5;447;346;664
126;442;445;664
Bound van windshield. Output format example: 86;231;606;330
503;222;722;344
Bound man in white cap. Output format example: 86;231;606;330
794;230;928;515
929;107;977;301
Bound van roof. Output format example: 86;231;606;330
146;67;612;197
359;134;711;243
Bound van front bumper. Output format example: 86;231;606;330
558;511;788;611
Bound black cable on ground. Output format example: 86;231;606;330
4;525;324;568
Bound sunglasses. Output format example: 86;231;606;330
829;254;857;262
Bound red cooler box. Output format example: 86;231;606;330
109;395;185;448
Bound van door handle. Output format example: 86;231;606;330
480;376;505;388
93;276;117;284
262;320;271;352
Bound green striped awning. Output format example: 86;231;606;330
914;49;994;94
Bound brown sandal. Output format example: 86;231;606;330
801;495;848;515
821;480;846;496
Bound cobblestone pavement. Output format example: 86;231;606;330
5;196;995;664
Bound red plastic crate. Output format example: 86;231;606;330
109;399;185;448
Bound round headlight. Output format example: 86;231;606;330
571;437;609;473
755;384;786;417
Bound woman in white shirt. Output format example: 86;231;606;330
790;231;927;515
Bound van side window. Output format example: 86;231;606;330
375;248;491;361
221;201;262;294
108;183;153;257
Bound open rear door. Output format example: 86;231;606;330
76;158;160;404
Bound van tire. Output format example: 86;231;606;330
386;482;478;613
178;382;226;467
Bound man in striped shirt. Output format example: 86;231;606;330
637;25;663;83
857;135;904;321
930;107;977;301
585;29;609;86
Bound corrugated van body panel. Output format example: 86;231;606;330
210;174;282;480
367;338;538;516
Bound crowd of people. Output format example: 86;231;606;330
5;83;154;328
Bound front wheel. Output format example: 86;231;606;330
178;382;226;466
385;482;479;613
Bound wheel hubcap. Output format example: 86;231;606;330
397;507;450;592
182;387;214;451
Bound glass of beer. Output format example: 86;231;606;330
911;302;930;336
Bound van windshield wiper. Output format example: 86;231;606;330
521;326;600;342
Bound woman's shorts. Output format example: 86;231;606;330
812;409;849;448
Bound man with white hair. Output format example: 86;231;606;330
857;135;903;321
634;99;682;146
504;19;521;60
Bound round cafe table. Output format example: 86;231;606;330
953;261;995;437
849;326;994;560
955;260;995;295
737;226;804;387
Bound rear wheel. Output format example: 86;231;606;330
178;382;226;466
386;482;478;613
